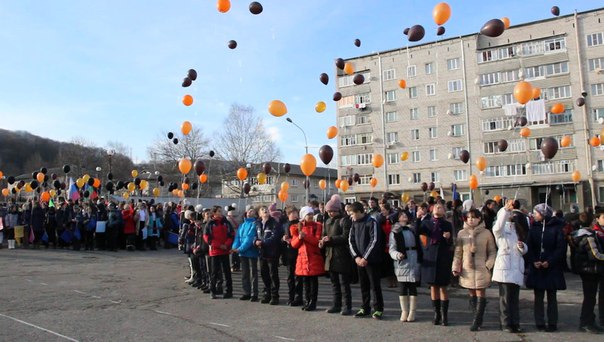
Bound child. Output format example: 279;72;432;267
231;206;260;301
204;206;235;299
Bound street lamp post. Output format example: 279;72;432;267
106;149;115;175
286;117;309;204
95;166;102;196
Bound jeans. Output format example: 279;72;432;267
260;258;280;298
534;289;558;327
499;283;521;327
240;257;258;297
358;264;384;312
287;252;302;301
210;254;232;295
302;276;318;305
330;271;351;309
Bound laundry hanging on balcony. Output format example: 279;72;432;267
525;99;546;123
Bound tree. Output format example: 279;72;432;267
146;127;210;176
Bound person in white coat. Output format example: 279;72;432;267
492;200;528;333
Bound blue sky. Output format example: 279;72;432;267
0;0;598;165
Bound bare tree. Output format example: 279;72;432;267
147;127;210;175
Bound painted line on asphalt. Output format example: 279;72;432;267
153;309;175;316
208;322;230;328
109;300;121;304
0;313;79;342
274;336;295;341
73;290;87;295
26;279;33;283
91;295;101;299
40;282;48;286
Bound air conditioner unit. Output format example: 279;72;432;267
596;67;604;75
355;103;367;109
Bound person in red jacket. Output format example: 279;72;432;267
291;206;324;311
204;206;235;299
122;203;136;251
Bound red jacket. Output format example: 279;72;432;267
291;221;324;276
122;208;136;234
204;217;234;256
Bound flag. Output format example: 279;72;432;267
452;183;459;201
68;178;80;201
440;185;445;200
48;199;55;208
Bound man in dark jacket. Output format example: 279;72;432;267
481;199;497;231
282;206;303;306
348;201;384;320
256;206;283;305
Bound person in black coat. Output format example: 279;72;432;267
256;206;283;305
526;204;567;332
419;202;453;326
282;206;303;306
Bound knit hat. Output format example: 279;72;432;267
195;204;204;213
533;203;553;218
325;194;342;212
300;206;314;219
268;202;281;219
184;210;194;220
462;199;474;212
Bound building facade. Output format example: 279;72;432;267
336;8;604;210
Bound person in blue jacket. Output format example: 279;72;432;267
232;206;260;301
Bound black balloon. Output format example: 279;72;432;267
437;26;445;36
249;1;263;15
333;92;342;101
228;40;237;49
182;77;192;87
485;189;490;195
459;150;470;164
407;25;425;42
403;27;410;35
263;162;272;174
498;139;508;152
243;182;251;194
516;117;528;127
51;173;57;180
354;38;361;47
353;173;360;183
348;177;354;186
353;74;365;85
159;180;165;187
157;175;163;182
30;180;39;189
335;58;345;70
541;137;559;159
284;163;291;173
107;172;114;180
53;180;61;188
87;177;95;186
577;97;586;107
319;73;329;85
134;177;141;186
44;175;49;183
40;167;47;174
194;159;206;176
7;176;15;185
420;182;428;192
428;182;435;191
83;190;90;198
191;182;198;190
167;132;174;139
63;164;71;173
17;180;25;189
183;177;190;184
173;138;179;144
32;171;38;180
187;69;197;81
11;188;16;194
106;182;114;191
319;145;334;165
209;150;215;157
551;6;560;16
480;19;505;38
60;182;66;190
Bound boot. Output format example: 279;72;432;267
184;259;194;283
470;297;487;331
441;300;450;326
469;296;478;314
407;296;417;322
432;300;442;325
399;296;409;322
9;240;15;249
326;296;342;314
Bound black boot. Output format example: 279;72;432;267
441;300;449;326
469;296;477;314
326;296;342;314
470;297;487;331
432;300;442;325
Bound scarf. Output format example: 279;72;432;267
430;217;442;245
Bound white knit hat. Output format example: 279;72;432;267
299;206;314;219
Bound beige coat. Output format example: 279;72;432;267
452;222;497;289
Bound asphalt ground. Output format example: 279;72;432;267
0;247;600;342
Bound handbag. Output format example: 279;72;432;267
87;217;97;232
95;221;106;233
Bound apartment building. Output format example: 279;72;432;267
336;8;604;210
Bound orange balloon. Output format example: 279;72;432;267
318;179;327;190
340;181;349;192
177;190;184;198
501;17;511;29
237;167;248;181
343;62;354;75
93;178;101;188
551;103;565;114
369;177;378;188
40;191;50;202
281;181;290;192
532;87;541;100
1;188;8;197
513;81;533;105
152;188;160;197
400;151;409;161
171;189;179;196
372;154;384;168
560;135;572;148
181;121;192;135
300;154;317;176
590;136;601;147
216;0;231;13
0;171;3;179
571;170;581;183
398;80;407;89
36;173;45;183
476;156;487;172
432;2;452;25
493;195;502;202
520;127;531;138
278;190;288;202
335;179;342;189
182;183;189;190
469;174;479;190
268;100;287;117
199;174;208;183
131;170;138;178
326;126;338;139
178;158;192;174
182;94;193;106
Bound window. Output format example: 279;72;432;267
428;127;437;139
588;57;604;71
339;115;355;127
355;92;371;104
291;179;299;186
356;115;369;125
429;148;438;161
453;170;467;181
426;83;436;96
388;174;401;185
407;65;417;77
383;69;396;81
544;85;571;100
480;72;500;86
485;164;527;177
598;160;604;172
408;87;417;99
500;70;518;83
448;79;463;92
544;37;566;52
593;108;604;122
386;132;399;144
483;141;498;154
545;62;569;76
337;95;355;108
358;175;371;185
410;108;419;120
587;33;604;47
532;160;576;175
385;111;398;123
478;50;494;63
338;76;354;88
425;62;434;75
521;41;544;56
387;153;399;165
549;111;573;125
412;173;421;183
427;106;437;117
411;129;420;140
447;58;460;70
412;151;421;163
451;124;465;137
290;194;299;203
385;90;397;102
431;171;440;182
592;83;604;96
481;95;502;109
451;147;464;160
449;102;464;115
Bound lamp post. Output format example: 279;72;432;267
286;117;309;204
106;149;115;175
95;166;102;196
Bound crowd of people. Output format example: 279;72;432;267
1;194;604;334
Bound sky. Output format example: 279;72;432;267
0;0;599;165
